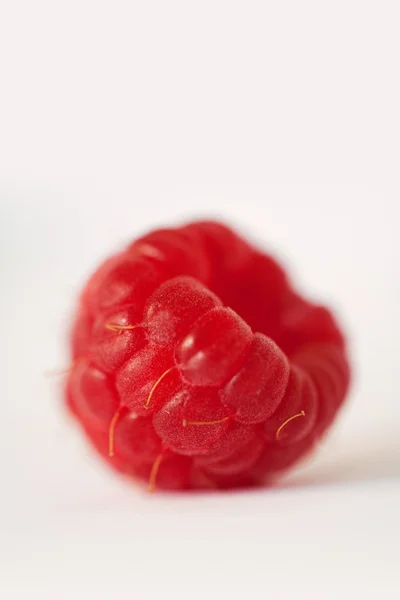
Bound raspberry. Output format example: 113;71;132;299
66;220;350;491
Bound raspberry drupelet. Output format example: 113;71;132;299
66;221;350;491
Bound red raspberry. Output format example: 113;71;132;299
66;220;350;491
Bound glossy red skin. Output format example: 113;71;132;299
66;221;350;491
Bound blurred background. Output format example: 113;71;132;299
1;2;399;599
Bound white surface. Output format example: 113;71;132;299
1;2;399;599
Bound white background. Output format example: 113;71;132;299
1;2;399;599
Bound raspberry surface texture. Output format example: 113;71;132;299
66;221;350;491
